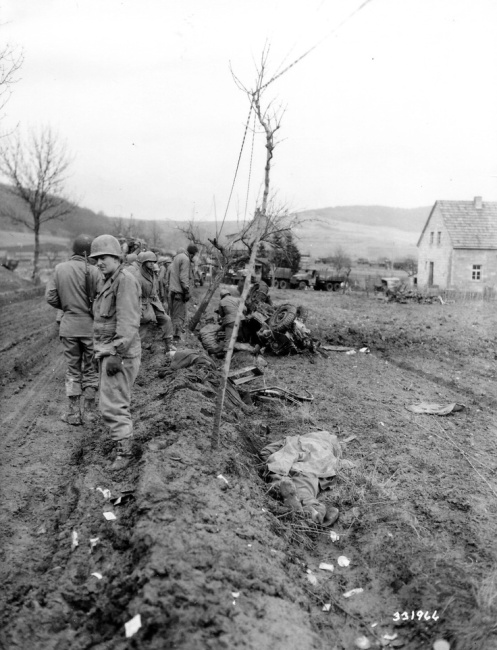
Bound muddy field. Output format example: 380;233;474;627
1;287;497;650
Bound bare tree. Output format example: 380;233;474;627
0;42;23;124
328;246;352;274
148;219;164;249
0;126;74;281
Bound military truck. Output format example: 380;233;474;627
291;268;347;291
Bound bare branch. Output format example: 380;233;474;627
0;125;74;280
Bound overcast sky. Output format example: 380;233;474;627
2;0;497;223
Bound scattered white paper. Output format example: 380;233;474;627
359;347;370;353
113;496;122;505
319;562;334;573
103;512;117;521
96;487;111;500
345;350;356;355
383;633;398;641
216;474;229;484
329;531;340;542
354;636;371;649
89;537;100;552
231;592;240;598
91;572;103;580
338;556;350;567
124;614;142;638
306;571;318;586
322;603;331;612
71;530;79;549
344;588;364;598
379;422;385;427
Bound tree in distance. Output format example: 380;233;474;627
0;126;75;281
323;246;352;274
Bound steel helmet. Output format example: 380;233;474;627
157;256;168;264
164;250;176;258
72;234;93;256
220;289;231;298
126;253;138;263
89;234;122;259
187;244;199;256
138;251;157;263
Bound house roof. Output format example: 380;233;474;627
417;199;497;249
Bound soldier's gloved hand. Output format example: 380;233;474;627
106;355;124;376
183;290;190;303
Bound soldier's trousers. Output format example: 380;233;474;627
170;293;186;338
99;355;141;441
139;311;174;344
60;336;99;397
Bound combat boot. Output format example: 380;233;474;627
110;437;134;472
61;396;82;426
164;337;177;353
278;478;303;513
83;397;99;424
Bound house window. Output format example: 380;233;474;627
472;265;481;281
430;232;434;245
437;232;441;245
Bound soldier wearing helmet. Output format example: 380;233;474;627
157;255;173;313
90;234;142;471
169;244;198;341
46;234;102;425
130;250;175;352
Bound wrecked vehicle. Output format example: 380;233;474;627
199;284;317;357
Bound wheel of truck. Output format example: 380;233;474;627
278;279;289;290
268;303;297;332
298;281;307;290
325;281;334;291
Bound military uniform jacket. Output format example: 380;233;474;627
218;295;242;326
136;266;165;324
93;265;141;358
169;250;192;294
46;255;102;338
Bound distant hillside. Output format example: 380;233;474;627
0;183;430;261
293;205;430;259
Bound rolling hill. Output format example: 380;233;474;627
0;183;429;261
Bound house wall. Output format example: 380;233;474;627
417;206;453;288
451;249;497;292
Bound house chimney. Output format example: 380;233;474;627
474;196;482;209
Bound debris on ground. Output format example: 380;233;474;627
343;588;364;598
250;386;314;406
405;402;466;415
318;562;334;572
337;555;350;567
124;614;142;638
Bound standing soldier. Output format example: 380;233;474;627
168;244;198;342
46;234;102;425
90;234;141;471
157;255;172;313
133;251;175;352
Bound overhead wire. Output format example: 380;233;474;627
217;104;253;239
218;0;375;237
243;110;257;223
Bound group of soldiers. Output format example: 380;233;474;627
46;233;198;471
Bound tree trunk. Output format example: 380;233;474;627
33;221;40;284
189;270;224;332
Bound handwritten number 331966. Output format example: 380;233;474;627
393;611;439;622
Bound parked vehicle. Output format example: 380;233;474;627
291;268;347;291
262;267;293;289
374;277;402;295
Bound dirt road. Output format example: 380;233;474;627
1;289;496;650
